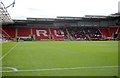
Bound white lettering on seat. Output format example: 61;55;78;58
36;30;48;36
54;30;64;36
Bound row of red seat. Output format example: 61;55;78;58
2;27;120;40
2;28;16;38
2;28;64;40
99;27;120;39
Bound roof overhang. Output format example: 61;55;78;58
0;1;13;25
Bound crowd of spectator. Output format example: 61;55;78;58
62;27;102;40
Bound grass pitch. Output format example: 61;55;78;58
1;41;118;76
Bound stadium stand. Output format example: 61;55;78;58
1;26;120;41
99;26;120;40
18;28;30;37
0;28;11;42
1;10;120;41
2;27;16;39
66;27;102;40
0;0;13;42
99;28;111;39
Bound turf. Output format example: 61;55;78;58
2;42;17;56
0;43;2;77
1;41;118;76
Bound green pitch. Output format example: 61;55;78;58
1;41;118;76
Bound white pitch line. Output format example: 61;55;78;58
0;42;19;61
0;67;18;71
0;66;119;72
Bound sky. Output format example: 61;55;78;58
2;0;120;19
